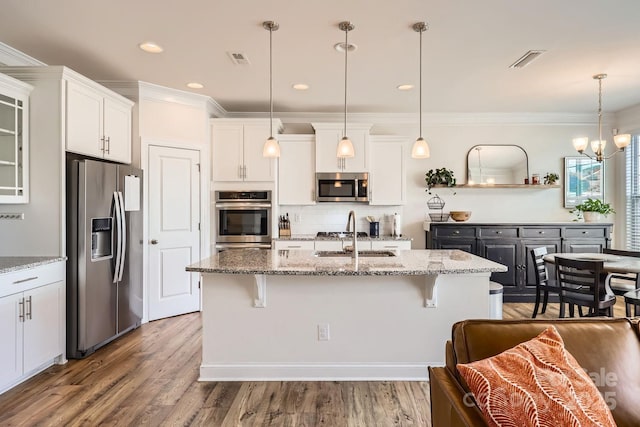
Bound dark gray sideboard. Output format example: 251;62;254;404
427;222;613;302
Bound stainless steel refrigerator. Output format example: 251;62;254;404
66;154;143;358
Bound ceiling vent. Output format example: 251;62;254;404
227;52;251;65
509;50;546;69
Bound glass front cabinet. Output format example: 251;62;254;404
0;73;32;203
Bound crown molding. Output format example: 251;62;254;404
0;42;45;66
228;111;604;126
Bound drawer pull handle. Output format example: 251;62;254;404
496;231;502;234
539;231;545;234
384;245;399;248
13;276;38;285
453;231;460;235
582;231;588;234
289;245;302;248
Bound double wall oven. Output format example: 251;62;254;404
215;190;272;251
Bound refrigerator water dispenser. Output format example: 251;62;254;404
91;217;113;260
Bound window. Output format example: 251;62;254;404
626;135;640;250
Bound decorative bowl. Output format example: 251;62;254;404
429;212;450;222
450;211;472;222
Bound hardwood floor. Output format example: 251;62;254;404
0;298;632;426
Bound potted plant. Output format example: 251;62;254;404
570;198;615;222
425;168;457;194
544;172;559;185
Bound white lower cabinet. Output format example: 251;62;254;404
0;261;65;394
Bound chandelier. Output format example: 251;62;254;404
572;74;630;162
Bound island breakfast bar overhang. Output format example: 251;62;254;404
186;249;506;381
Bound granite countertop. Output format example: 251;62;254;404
187;249;506;276
0;256;67;275
274;234;412;242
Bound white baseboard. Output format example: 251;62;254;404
199;363;440;381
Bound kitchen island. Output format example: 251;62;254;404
187;249;506;381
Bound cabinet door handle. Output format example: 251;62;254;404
100;136;105;153
13;276;38;284
238;165;243;179
105;136;111;154
25;295;32;320
18;298;25;322
453;231;460;235
243;165;247;179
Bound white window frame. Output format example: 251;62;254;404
626;135;640;250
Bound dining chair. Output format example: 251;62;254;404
601;248;640;297
555;257;616;318
530;247;561;318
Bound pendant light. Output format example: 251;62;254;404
572;74;631;162
411;21;430;159
262;21;280;158
337;21;355;158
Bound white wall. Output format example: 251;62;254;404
276;114;619;249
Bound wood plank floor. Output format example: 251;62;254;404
0;298;633;426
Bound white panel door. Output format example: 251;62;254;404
0;293;23;389
148;145;201;321
66;80;103;158
23;282;62;373
103;97;132;164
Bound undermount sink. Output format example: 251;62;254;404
313;250;397;258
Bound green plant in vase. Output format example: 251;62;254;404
544;172;559;185
569;198;615;222
425;168;457;194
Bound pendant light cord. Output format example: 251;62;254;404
344;26;348;138
419;26;423;139
269;25;274;138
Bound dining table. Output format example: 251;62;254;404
544;252;640;316
543;252;640;276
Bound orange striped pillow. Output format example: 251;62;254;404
457;326;616;427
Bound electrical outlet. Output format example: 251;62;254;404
318;323;330;341
294;213;301;223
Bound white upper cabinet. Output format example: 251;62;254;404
0;73;32;204
278;135;316;205
211;119;282;182
66;79;133;163
312;123;371;172
369;136;406;205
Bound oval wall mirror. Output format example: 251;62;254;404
466;144;529;185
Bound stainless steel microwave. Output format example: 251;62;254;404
316;172;369;202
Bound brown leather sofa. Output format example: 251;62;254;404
429;318;640;427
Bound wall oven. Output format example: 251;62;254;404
215;190;272;250
316;172;369;203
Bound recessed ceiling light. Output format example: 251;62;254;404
186;82;204;89
292;83;309;90
334;42;358;53
397;84;414;91
139;42;163;53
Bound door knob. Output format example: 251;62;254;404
150;239;159;245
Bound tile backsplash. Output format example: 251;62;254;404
277;203;403;236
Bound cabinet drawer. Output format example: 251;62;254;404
273;240;314;250
563;227;607;238
521;228;561;238
0;261;64;297
478;227;518;238
433;227;475;238
371;240;411;250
